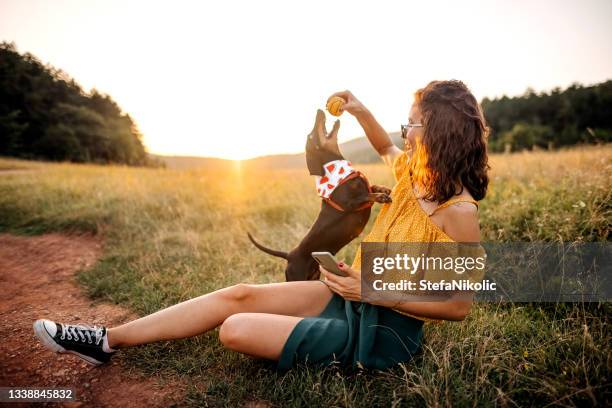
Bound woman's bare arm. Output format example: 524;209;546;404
328;90;403;167
355;108;403;167
371;292;474;321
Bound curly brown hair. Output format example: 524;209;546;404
408;80;490;203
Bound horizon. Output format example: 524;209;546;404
1;0;611;160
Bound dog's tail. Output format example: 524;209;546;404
247;232;288;259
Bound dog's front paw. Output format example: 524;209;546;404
371;184;392;195
368;192;392;204
377;193;392;203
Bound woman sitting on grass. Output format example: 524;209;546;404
34;79;490;372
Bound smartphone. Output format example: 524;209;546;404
311;251;348;277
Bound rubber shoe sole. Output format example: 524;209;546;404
33;320;105;366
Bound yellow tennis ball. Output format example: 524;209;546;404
326;96;346;116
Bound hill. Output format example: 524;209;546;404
154;131;404;170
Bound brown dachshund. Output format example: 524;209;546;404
248;109;391;281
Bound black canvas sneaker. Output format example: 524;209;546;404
33;319;115;365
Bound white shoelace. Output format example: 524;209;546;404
60;323;104;345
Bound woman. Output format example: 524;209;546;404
33;79;490;372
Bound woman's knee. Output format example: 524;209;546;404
221;283;255;305
218;313;249;350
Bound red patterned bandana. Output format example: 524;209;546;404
315;159;355;198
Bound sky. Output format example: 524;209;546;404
1;0;611;160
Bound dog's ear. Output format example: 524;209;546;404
311;110;326;145
305;110;326;175
315;111;327;147
328;119;340;140
324;119;341;155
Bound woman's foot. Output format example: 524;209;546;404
33;319;116;366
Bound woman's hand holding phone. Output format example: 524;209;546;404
315;255;362;302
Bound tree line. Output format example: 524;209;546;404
482;80;612;152
0;42;161;166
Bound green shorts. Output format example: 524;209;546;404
277;289;424;372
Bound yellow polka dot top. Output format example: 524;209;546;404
351;151;480;322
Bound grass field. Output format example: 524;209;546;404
0;145;610;407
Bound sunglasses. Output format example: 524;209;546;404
401;123;424;139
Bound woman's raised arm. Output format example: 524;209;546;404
328;90;403;168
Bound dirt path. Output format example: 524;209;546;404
0;233;187;407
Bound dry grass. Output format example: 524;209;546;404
0;144;610;406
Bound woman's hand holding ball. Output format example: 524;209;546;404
326;90;368;118
326;96;345;116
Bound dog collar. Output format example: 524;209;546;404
315;159;355;198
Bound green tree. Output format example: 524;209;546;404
0;42;157;166
482;80;612;152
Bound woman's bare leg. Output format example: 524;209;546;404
106;280;333;349
219;313;307;360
